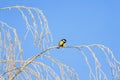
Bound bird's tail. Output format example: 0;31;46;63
57;46;60;49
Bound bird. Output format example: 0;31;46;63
57;39;66;49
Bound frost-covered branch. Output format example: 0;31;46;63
0;6;53;50
0;6;120;80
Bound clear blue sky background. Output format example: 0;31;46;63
0;0;120;80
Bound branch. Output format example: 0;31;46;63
1;44;119;80
9;44;97;80
10;46;58;80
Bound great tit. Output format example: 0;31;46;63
57;39;66;49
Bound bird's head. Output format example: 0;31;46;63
61;39;66;43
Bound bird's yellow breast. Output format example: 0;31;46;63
59;41;64;46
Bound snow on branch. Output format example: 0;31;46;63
0;6;53;50
0;6;120;80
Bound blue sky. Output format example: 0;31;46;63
0;0;120;80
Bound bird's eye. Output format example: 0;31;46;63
61;39;66;42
